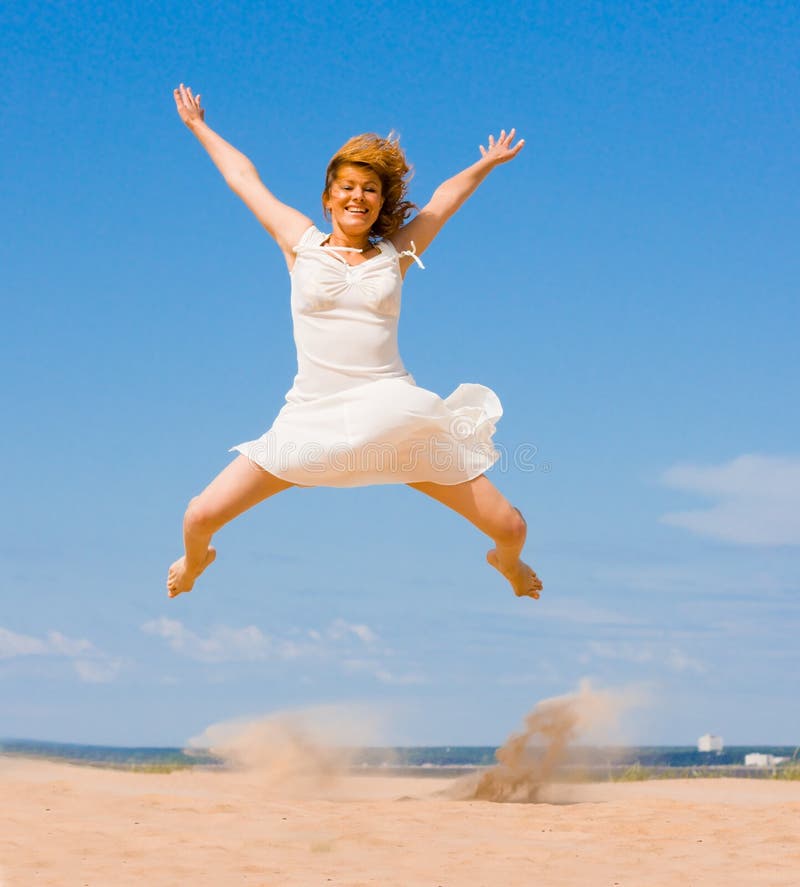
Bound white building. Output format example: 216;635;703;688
745;753;788;767
698;734;724;752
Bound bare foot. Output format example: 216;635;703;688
486;549;542;599
167;547;216;598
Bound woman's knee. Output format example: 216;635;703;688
495;506;527;546
184;495;222;535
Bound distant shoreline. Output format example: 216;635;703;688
2;739;798;780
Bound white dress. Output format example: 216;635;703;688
230;224;502;487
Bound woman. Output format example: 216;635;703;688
167;83;542;602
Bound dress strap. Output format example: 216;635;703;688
323;244;363;254
397;241;425;270
293;224;326;253
293;227;425;269
294;227;365;258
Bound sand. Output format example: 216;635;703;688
2;758;799;886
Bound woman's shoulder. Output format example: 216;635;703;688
378;235;399;256
293;224;327;252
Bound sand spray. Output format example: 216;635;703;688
453;680;644;802
187;681;643;801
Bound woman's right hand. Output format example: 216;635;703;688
173;83;205;128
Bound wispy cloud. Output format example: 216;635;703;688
660;454;800;545
326;618;378;645
342;658;427;685
141;617;381;665
141;618;275;663
141;618;429;684
580;640;706;674
664;648;706;674
72;659;120;683
0;626;120;683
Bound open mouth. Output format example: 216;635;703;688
346;207;369;215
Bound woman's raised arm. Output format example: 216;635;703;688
391;129;524;268
173;84;312;263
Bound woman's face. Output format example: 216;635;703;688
326;163;383;237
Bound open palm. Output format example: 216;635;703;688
173;83;205;127
479;129;524;166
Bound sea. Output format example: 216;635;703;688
1;740;797;779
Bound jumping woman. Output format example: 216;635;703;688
167;83;542;602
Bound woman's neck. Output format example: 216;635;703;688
327;229;372;251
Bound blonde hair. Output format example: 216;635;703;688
322;133;416;238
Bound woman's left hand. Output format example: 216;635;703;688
479;129;525;166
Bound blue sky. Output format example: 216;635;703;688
2;0;798;747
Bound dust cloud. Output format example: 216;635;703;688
185;684;642;803
187;703;386;797
453;681;642;803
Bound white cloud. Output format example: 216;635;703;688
582;641;705;674
665;648;706;674
46;631;95;658
141;617;381;665
0;626;120;682
0;627;48;658
141;618;273;663
73;658;121;683
326;618;378;645
342;658;426;685
660;454;800;545
373;669;426;685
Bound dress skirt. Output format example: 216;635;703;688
230;377;502;488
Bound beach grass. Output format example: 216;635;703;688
775;763;800;780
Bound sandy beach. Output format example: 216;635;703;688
2;758;799;887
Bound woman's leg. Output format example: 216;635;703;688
167;455;295;597
407;474;542;599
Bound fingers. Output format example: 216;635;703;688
175;82;201;107
174;83;189;111
481;128;524;162
173;83;205;123
487;129;521;147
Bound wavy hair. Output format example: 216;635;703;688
322;133;416;239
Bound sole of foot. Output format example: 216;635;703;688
486;549;542;599
167;547;217;598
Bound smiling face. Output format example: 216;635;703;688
324;163;384;239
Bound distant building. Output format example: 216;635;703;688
698;734;724;752
745;753;788;767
